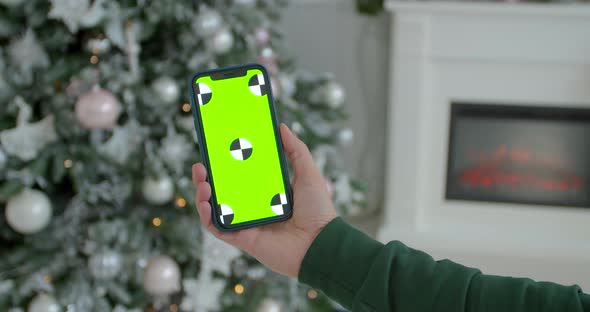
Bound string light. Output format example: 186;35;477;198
64;159;73;168
307;289;318;299
152;217;162;227
169;304;178;312
90;55;99;64
175;196;187;208
182;103;191;112
234;283;244;295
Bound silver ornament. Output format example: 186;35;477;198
338;128;354;146
143;255;181;296
5;189;52;234
141;175;174;205
211;28;234;54
151;76;180;105
28;294;60;312
257;298;282;312
48;0;90;33
323;82;345;109
8;29;49;84
75;86;122;129
193;8;223;37
0;97;57;161
88;250;123;280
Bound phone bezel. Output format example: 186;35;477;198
188;63;294;232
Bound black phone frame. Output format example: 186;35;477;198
188;63;294;232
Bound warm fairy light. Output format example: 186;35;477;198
90;55;99;64
64;159;73;168
307;289;318;299
152;217;162;227
175;196;187;208
169;304;178;312
234;283;244;295
43;275;52;284
182;103;191;112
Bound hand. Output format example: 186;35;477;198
192;123;337;278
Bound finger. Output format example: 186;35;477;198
196;199;212;227
197;198;258;254
192;163;207;187
280;123;322;183
197;181;211;203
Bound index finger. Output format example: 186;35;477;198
192;163;207;186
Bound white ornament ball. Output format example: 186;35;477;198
151;76;180;105
142;176;174;205
338;128;354;146
143;255;181;296
75;87;122;129
6;189;52;234
323;82;346;109
194;9;223;37
88;250;123;280
28;294;60;312
257;298;282;312
211;28;234;54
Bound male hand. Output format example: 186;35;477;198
192;123;337;278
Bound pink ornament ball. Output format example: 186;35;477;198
254;27;271;45
75;86;122;129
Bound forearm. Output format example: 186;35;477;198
298;217;589;312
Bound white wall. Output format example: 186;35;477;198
280;1;390;224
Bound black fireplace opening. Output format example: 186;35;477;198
446;102;590;208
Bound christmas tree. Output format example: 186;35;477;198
0;0;366;311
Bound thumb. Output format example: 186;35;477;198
280;123;322;184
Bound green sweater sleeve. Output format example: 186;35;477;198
299;217;589;312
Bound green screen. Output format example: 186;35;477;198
195;68;290;227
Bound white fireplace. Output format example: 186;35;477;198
379;1;590;290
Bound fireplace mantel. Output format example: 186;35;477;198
379;1;590;289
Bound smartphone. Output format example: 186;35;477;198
189;64;293;231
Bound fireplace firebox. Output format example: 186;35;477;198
446;103;590;207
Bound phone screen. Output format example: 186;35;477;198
191;65;292;230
